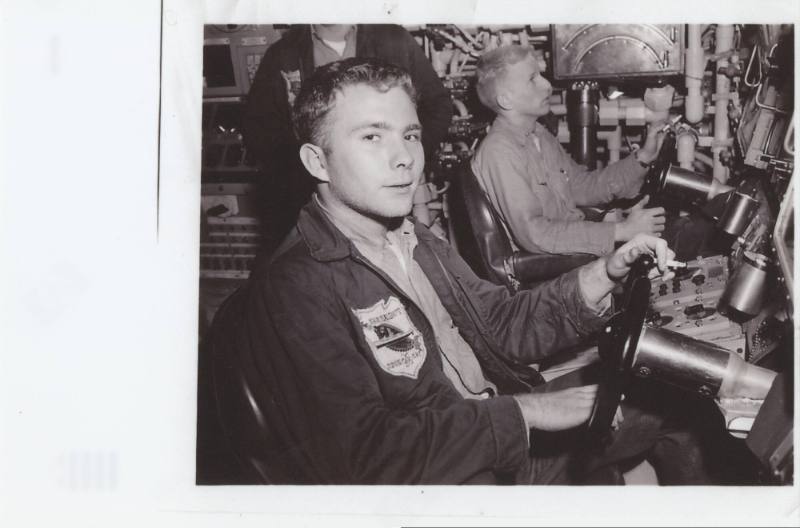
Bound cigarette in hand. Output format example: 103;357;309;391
666;259;687;268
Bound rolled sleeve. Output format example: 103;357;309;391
556;267;611;336
487;395;531;468
565;151;648;205
557;219;616;256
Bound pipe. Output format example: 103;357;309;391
431;50;447;77
658;164;734;202
685;24;706;124
452;99;470;118
754;82;791;115
677;131;697;169
567;81;599;169
713;25;734;184
598;127;622;163
645;108;669;124
634;326;777;399
717;193;760;237
643;85;675;118
721;251;770;315
557;120;570;143
454;25;482;49
448;49;462;76
549;93;567;115
456;54;469;74
693;151;714;168
743;43;762;88
784;111;795;155
433;29;477;56
599;97;670;127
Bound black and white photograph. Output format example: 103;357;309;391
196;20;795;487
3;0;799;526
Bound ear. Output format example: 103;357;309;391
298;143;330;182
496;89;513;111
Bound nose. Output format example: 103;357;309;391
539;76;552;92
390;135;415;170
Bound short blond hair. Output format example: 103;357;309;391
475;45;537;113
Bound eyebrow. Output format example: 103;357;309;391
350;122;422;134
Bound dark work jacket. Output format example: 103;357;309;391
227;199;607;484
243;24;453;169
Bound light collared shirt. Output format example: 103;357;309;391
311;25;357;67
316;196;498;400
471;117;647;256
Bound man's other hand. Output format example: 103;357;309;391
578;233;675;309
607;233;675;282
615;195;666;241
514;386;598;432
635;122;668;165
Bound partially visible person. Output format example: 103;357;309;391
471;44;667;258
243;24;452;251
219;57;719;485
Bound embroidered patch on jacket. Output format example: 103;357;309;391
352;296;427;379
280;69;302;106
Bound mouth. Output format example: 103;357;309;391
386;182;414;191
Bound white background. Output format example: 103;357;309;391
1;0;799;526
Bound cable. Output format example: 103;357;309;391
437;344;494;397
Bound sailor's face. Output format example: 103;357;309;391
322;84;424;221
504;54;552;117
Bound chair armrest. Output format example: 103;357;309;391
510;252;595;284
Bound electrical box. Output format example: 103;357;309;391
551;24;684;80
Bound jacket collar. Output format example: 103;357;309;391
296;197;353;262
297;197;434;263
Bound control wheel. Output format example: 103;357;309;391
642;131;676;197
586;256;653;439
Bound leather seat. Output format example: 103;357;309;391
448;163;594;291
196;286;300;484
